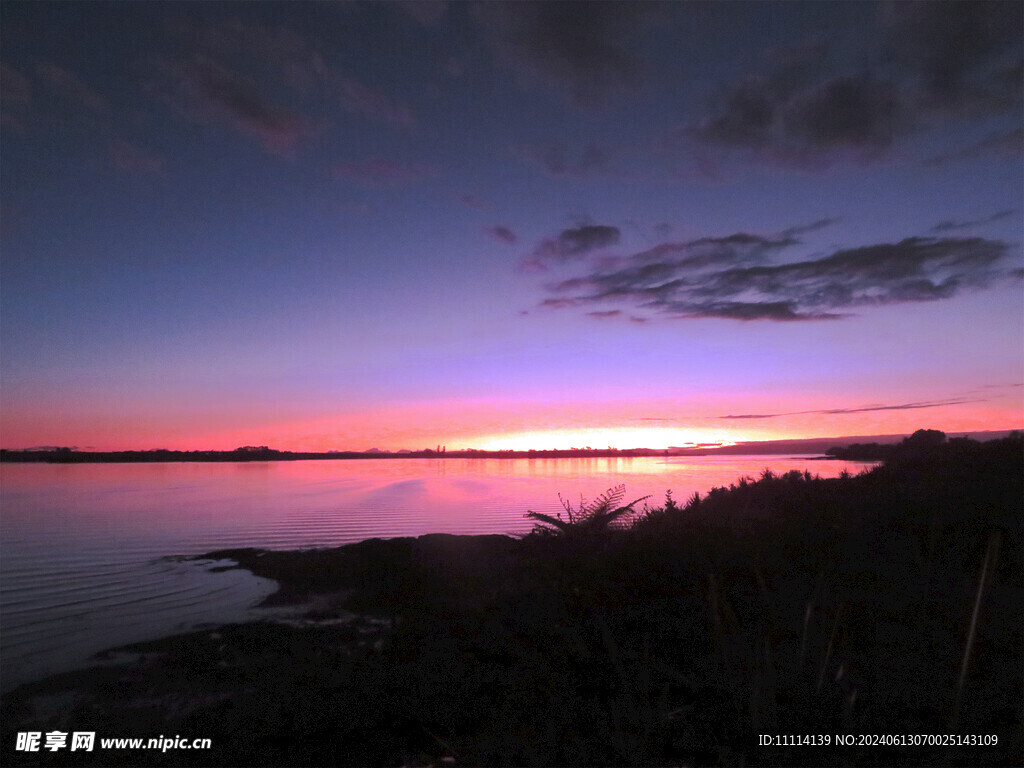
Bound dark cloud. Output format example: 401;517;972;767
931;210;1015;232
922;127;1023;168
161;55;315;154
626;233;797;272
473;1;649;107
533;224;620;261
784;75;902;151
331;158;435;186
886;1;1023;114
690;41;838;152
695;80;775;148
487;225;518;245
587;310;621;319
720;398;982;420
535;232;1018;322
689;3;1022;168
693;70;907;163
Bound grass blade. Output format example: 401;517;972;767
950;529;1001;730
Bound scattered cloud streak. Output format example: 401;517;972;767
979;382;1024;390
161;15;416;153
534;230;1019;322
161;55;315;154
780;218;841;238
931;209;1015;232
487;225;518;245
922;127;1023;167
719;398;984;420
222;17;416;129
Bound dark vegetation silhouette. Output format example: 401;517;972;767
2;433;1021;766
824;427;1006;461
525;484;651;538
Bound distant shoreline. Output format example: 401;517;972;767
2;430;1017;463
0;447;827;463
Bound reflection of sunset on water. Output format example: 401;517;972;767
1;455;877;552
1;453;876;690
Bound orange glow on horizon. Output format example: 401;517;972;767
2;393;1020;453
473;426;749;451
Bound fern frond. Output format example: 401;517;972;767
590;496;652;528
583;484;625;516
525;510;572;531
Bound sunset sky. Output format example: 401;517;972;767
2;1;1022;451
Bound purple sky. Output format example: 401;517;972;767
1;1;1022;451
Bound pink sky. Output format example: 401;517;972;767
4;391;1019;452
2;3;1022;454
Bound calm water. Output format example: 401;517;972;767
0;455;871;691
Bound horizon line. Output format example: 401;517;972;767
3;427;1021;456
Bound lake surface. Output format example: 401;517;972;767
0;455;872;692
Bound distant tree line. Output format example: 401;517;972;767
0;446;674;463
826;428;1023;461
0;446;288;463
